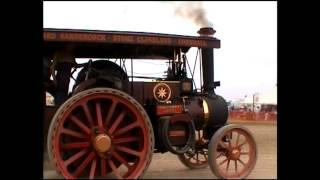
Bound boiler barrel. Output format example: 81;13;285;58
202;95;228;127
186;94;228;130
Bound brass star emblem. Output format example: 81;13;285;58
157;87;167;99
153;83;171;102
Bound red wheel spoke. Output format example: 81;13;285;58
101;159;107;177
108;111;126;135
89;158;97;179
236;133;240;146
95;102;103;128
196;153;199;163
105;100;118;126
116;146;142;158
191;156;197;161
238;140;248;148
204;154;208;161
82;103;94;127
240;152;249;155
73;151;95;177
112;150;130;168
61;128;86;139
114;122;139;136
219;158;228;166
186;152;194;158
235;160;238;173
226;159;230;172
69;115;91;134
204;150;208;156
108;159;123;179
216;152;223;159
228;132;232;148
64;148;89;166
62;142;90;150
219;141;228;149
187;153;195;160
113;137;140;144
238;159;246;166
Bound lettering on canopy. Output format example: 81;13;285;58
43;31;215;48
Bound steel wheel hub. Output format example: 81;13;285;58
93;134;112;153
229;148;241;160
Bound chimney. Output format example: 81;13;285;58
198;27;216;94
197;27;216;37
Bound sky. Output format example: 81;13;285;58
43;1;277;101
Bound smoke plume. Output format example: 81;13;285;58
174;2;213;27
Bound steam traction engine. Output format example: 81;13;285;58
43;27;257;179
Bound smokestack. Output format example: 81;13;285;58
197;27;216;37
198;27;216;94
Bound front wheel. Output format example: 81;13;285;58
208;124;257;179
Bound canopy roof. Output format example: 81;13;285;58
43;28;220;59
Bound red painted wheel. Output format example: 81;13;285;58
178;130;208;169
47;88;154;179
208;124;257;179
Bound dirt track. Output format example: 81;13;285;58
44;123;277;179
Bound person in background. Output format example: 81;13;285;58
50;44;76;105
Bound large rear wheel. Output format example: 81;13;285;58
47;88;154;179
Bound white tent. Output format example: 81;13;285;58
241;86;277;105
232;85;277;112
258;86;277;105
232;85;277;109
242;96;254;104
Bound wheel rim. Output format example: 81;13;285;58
212;127;257;179
48;88;153;179
178;130;208;169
